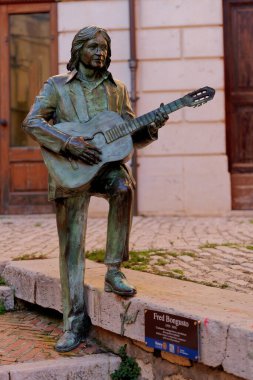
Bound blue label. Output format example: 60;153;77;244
145;337;199;361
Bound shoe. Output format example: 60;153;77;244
104;269;137;297
55;330;83;352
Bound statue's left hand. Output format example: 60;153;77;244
154;103;169;128
148;103;169;133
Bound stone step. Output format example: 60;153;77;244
0;354;120;380
1;259;253;380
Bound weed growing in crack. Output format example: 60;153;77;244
13;253;48;261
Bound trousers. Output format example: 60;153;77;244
55;164;134;332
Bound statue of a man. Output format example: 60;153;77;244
22;26;168;352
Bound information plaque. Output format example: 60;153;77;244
145;309;200;361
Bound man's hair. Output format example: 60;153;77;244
67;26;111;71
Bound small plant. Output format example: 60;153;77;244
221;242;240;248
87;249;152;269
199;242;218;249
124;264;149;272
155;259;167;266
199;242;243;249
152;269;186;280
150;250;167;257
199;280;228;288
125;250;150;266
172;268;184;275
167;251;179;257
0;277;6;285
180;251;196;258
0;300;5;315
86;249;105;262
111;345;141;380
13;253;48;261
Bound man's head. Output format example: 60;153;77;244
67;26;111;72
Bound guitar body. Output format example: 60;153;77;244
41;111;133;190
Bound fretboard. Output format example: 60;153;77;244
105;97;185;143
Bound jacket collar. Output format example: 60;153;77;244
65;68;117;87
65;69;78;84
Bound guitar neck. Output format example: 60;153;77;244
133;97;185;130
104;97;185;143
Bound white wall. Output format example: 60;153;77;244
57;0;231;216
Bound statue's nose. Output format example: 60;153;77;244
96;46;102;54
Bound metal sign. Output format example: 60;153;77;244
145;309;200;361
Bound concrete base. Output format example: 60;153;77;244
0;354;120;380
2;259;253;380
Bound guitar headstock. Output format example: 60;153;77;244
182;86;215;107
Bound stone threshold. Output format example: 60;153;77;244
0;354;120;380
1;259;253;380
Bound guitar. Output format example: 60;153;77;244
41;86;215;190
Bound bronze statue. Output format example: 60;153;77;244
22;25;215;352
22;26;169;352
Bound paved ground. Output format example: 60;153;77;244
0;213;253;373
1;213;253;294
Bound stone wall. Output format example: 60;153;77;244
92;326;244;380
57;0;231;216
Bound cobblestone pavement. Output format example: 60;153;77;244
1;214;253;294
0;308;104;365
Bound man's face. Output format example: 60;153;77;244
80;33;108;69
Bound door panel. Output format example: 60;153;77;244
9;13;50;147
224;0;253;209
0;3;57;214
10;150;48;192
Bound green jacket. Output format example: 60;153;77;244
22;69;158;199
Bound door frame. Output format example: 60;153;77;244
0;2;58;214
223;0;253;209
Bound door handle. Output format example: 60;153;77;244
0;119;7;126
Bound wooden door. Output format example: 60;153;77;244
0;2;57;214
224;0;253;209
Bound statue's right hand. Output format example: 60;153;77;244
64;136;102;165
